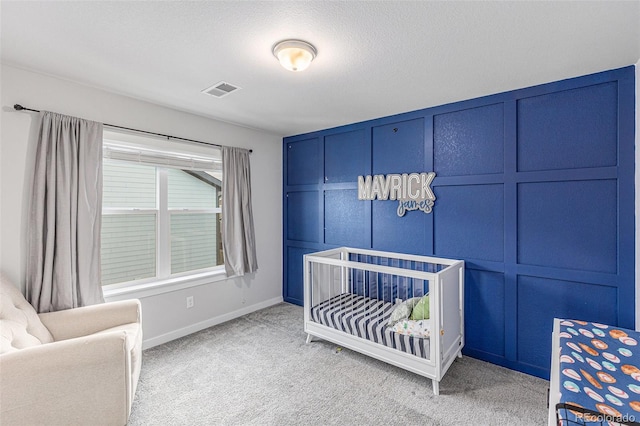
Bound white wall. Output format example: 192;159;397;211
0;64;283;347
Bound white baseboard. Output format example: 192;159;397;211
142;296;284;349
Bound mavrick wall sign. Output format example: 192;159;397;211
357;172;436;216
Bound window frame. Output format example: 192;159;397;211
101;134;226;299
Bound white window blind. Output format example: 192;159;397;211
103;141;222;173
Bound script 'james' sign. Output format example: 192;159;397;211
357;172;436;217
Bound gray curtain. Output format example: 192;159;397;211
221;147;258;277
26;111;104;312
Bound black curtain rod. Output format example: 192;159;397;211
13;104;252;153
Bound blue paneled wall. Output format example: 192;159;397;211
283;66;635;378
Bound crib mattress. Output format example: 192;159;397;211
310;293;431;359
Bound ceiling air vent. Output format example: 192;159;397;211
201;81;241;98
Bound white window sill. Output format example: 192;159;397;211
103;269;227;302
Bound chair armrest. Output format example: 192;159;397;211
38;299;141;341
0;331;131;425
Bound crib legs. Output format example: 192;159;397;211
457;351;463;359
305;334;313;344
432;380;440;396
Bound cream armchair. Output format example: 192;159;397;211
0;276;142;426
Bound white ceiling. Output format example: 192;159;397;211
1;1;639;137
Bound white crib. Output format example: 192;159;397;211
303;247;464;395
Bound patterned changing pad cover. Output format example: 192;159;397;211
557;319;640;424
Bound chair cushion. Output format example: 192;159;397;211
1;276;54;354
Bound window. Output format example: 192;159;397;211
101;131;223;288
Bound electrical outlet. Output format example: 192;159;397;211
186;296;194;309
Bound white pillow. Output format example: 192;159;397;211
391;319;432;338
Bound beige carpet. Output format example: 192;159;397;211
128;303;549;425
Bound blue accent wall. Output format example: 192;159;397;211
282;66;636;378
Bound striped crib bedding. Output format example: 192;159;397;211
310;293;431;359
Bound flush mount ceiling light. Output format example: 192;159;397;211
272;39;317;72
